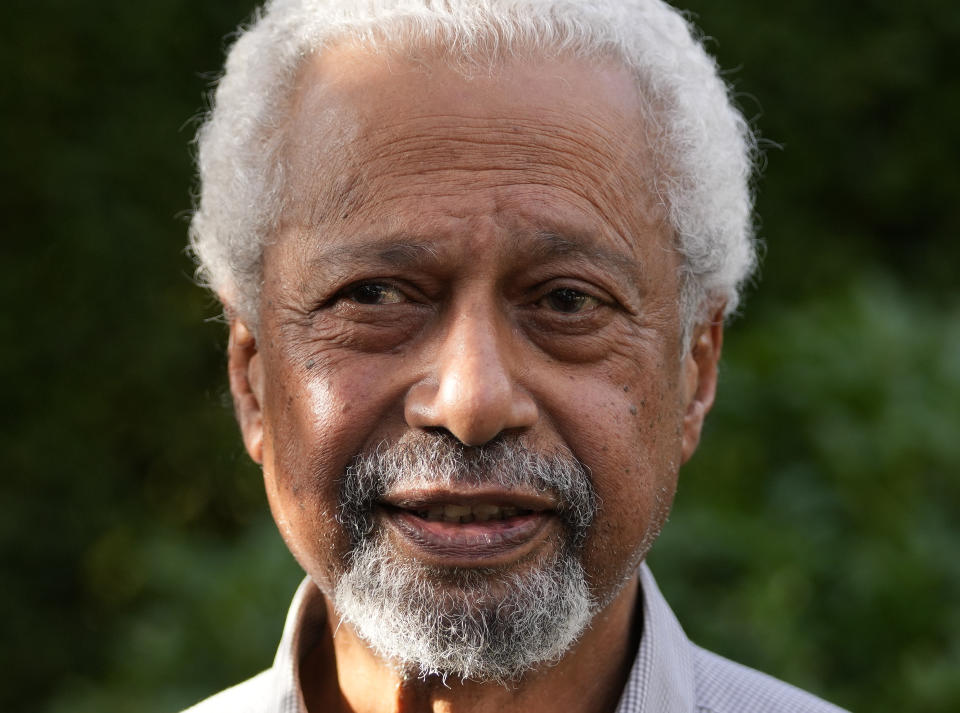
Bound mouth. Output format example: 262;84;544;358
377;490;559;567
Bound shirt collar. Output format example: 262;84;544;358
614;563;696;713
270;563;695;713
271;576;325;713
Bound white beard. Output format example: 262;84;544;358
333;533;593;682
331;435;598;682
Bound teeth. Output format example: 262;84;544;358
442;505;472;523
473;504;500;522
411;504;532;523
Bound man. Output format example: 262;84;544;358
185;1;848;711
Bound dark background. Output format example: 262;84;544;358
3;1;958;711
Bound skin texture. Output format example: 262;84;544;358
227;45;724;713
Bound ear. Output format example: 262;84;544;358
228;320;265;464
679;307;725;464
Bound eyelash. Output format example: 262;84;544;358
536;287;603;314
320;280;611;321
340;282;406;305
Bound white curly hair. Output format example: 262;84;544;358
189;0;758;339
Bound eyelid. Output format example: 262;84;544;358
353;282;405;304
534;280;612;305
541;289;601;314
528;266;642;316
334;277;432;308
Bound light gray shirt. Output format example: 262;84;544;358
183;564;849;713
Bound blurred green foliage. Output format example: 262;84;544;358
2;1;957;712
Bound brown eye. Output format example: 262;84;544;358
541;288;600;314
343;283;405;305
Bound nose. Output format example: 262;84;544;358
404;305;538;446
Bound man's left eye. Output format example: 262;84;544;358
342;283;406;305
540;288;601;314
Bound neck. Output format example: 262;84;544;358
302;575;641;713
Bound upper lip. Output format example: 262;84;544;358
380;488;556;512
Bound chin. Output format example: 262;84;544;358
332;531;595;683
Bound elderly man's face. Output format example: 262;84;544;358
230;45;721;674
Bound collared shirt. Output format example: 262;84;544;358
183;564;849;713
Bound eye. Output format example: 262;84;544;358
540;288;601;314
341;282;406;305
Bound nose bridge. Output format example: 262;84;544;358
442;299;511;402
404;293;538;446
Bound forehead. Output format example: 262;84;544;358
274;43;670;267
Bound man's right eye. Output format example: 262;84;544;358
341;283;405;305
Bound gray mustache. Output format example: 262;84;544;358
337;433;598;547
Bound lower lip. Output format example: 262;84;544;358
379;507;556;567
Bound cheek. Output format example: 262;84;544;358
260;353;408;587
549;366;684;593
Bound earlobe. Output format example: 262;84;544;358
680;308;725;464
228;320;265;464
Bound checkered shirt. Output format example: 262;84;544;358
183;564;849;713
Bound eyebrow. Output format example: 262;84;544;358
305;228;643;287
529;230;643;284
309;238;441;271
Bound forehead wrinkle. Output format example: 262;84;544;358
354;115;632;191
339;119;656;248
283;57;659;247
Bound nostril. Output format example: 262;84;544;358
422;426;456;441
